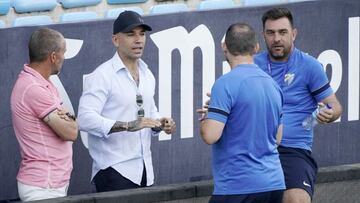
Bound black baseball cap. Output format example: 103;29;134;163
113;11;152;34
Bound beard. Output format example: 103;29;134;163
267;44;292;61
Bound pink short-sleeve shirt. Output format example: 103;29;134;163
10;64;73;188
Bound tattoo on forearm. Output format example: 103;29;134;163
109;121;128;134
109;119;143;134
127;119;141;132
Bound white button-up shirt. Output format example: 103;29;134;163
77;52;160;186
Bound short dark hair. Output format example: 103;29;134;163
28;28;64;63
262;7;294;29
225;22;257;56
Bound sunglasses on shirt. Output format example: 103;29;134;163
136;94;144;118
137;94;163;132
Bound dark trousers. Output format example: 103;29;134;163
93;166;147;192
209;190;284;203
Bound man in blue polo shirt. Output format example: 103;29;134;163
199;22;285;203
255;8;342;203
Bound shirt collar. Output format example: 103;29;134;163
111;52;148;72
287;47;297;64
22;64;52;87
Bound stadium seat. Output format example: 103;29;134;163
12;0;57;13
0;0;10;15
13;15;53;27
288;0;314;2
107;0;148;5
58;0;102;9
197;0;236;10
149;3;189;14
0;20;5;28
242;0;282;7
105;7;143;18
60;11;98;22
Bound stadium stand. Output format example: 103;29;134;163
0;0;10;15
0;0;320;28
58;0;102;9
197;0;236;10
288;0;314;2
12;0;57;13
105;6;144;18
149;3;188;14
12;15;53;27
60;11;98;22
242;0;283;7
107;0;148;4
0;19;5;28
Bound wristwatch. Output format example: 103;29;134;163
151;126;162;133
66;112;76;121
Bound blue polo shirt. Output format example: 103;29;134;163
255;48;333;151
207;64;285;195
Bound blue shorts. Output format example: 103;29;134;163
278;146;318;198
209;190;283;203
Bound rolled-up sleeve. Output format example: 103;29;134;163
77;71;116;138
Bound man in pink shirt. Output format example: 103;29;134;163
10;28;78;201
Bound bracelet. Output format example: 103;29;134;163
151;126;162;133
65;112;76;121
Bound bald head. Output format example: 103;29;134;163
28;28;64;63
225;23;257;56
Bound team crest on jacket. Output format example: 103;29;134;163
284;73;295;86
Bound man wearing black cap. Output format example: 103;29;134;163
77;11;176;192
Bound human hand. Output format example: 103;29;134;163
316;103;333;124
57;107;73;121
196;92;211;121
159;117;176;134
